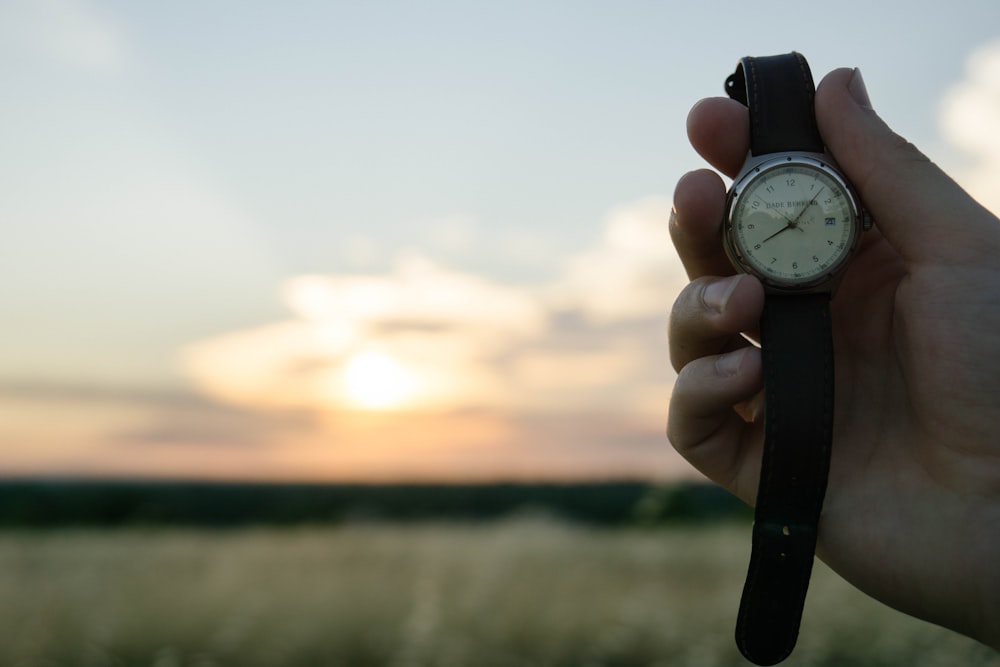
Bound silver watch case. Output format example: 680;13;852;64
722;151;872;295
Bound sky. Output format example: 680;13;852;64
2;0;1000;482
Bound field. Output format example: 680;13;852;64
0;519;996;667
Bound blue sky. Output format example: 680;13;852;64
2;1;999;480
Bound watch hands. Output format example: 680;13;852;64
759;184;826;243
790;185;825;226
761;223;798;243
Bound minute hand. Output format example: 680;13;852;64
790;185;825;226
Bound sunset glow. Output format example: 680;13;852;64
2;3;997;482
341;351;415;410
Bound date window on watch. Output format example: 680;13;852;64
824;216;836;226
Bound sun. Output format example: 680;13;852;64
341;351;414;409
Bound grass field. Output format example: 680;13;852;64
0;519;995;667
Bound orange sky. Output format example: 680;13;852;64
1;395;690;481
3;4;998;483
2;201;695;482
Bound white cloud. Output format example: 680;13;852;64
181;198;687;416
546;197;685;323
283;253;548;341
0;0;128;73
183;253;550;412
940;39;1000;215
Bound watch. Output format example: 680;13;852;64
720;53;871;665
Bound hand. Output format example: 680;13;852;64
667;67;1000;649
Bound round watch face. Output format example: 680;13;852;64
725;157;861;289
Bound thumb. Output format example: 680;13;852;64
816;67;998;265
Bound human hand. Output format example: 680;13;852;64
667;67;1000;649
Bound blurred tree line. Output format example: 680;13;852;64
0;480;751;528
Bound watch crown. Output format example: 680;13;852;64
862;209;874;231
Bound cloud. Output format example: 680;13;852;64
546;198;687;323
182;252;550;413
0;0;128;73
0;375;694;481
284;253;548;339
180;198;685;418
940;39;1000;215
0;378;311;449
3;198;693;481
0;378;308;479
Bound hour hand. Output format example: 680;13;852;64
761;223;793;243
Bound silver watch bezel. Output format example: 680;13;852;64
723;152;868;294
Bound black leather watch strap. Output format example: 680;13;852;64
736;294;833;665
725;52;835;666
725;52;823;156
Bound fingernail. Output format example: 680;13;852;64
715;347;746;377
703;275;742;314
849;68;872;109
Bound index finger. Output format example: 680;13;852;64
687;97;750;179
668;98;752;281
670;169;734;279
